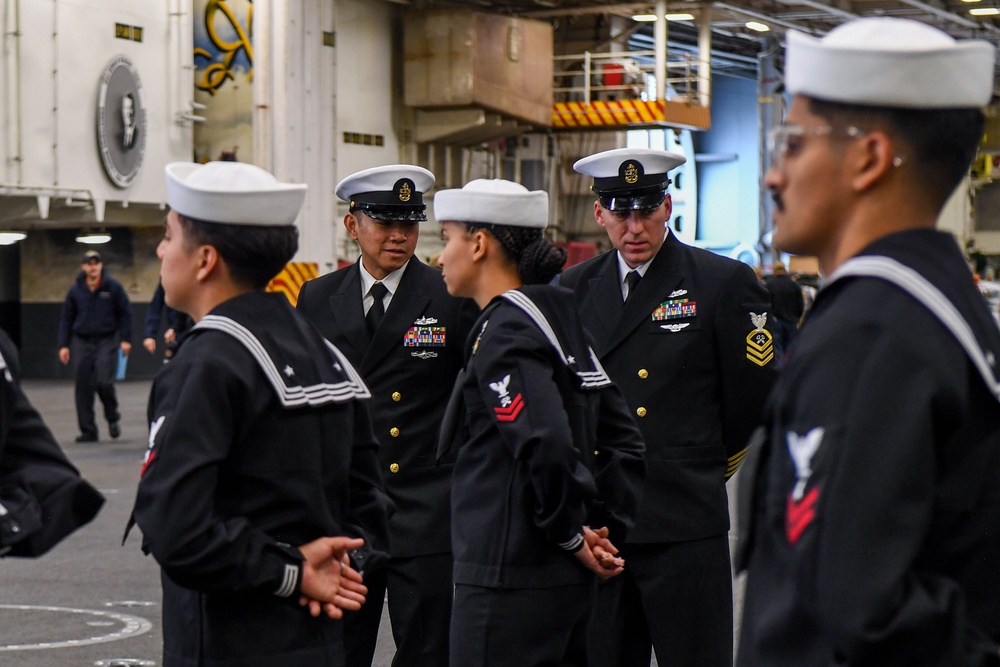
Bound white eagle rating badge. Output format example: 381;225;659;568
489;374;524;422
785;427;824;545
746;312;774;367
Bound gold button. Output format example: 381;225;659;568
636;407;647;417
392;392;401;402
638;369;648;379
389;463;400;473
594;450;600;456
390;427;400;437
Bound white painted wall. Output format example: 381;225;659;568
2;0;193;214
254;0;340;272
331;0;402;265
255;0;401;270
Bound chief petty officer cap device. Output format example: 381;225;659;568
336;164;435;222
574;148;686;212
784;17;994;108
434;179;549;230
165;161;307;226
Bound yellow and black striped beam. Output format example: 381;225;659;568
551;98;711;131
267;262;319;307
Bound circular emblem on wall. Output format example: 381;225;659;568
97;55;146;188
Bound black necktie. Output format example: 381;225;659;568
366;282;389;336
625;270;642;303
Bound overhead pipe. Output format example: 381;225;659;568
895;0;979;29
5;0;22;185
713;3;820;34
698;7;711;108
655;0;666;101
774;0;858;21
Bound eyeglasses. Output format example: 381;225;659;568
766;124;865;167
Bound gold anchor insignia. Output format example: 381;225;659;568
624;163;639;184
399;183;412;202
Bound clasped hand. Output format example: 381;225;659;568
298;536;368;619
574;526;625;580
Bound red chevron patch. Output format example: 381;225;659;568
785;487;820;545
494;393;525;422
140;450;156;478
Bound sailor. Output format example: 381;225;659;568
298;164;474;667
0;326;104;558
435;178;645;667
130;161;391;667
736;17;1000;665
559;147;776;666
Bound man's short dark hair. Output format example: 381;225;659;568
807;97;984;207
177;214;298;289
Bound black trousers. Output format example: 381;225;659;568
344;552;452;667
71;335;120;438
451;581;595;667
588;535;734;667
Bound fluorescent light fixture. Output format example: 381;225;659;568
746;21;770;31
0;231;26;245
75;232;112;245
970;6;999;13
634;12;696;21
963;0;983;3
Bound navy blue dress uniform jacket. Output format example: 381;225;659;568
449;286;645;588
559;231;776;543
0;329;104;557
57;269;132;347
131;293;391;667
737;230;1000;666
297;258;473;558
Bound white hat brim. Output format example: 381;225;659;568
786;28;995;108
166;162;307;226
434;185;548;229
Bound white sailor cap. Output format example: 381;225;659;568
573;148;686;211
786;18;995;109
165;162;306;226
336;164;435;222
434;179;548;229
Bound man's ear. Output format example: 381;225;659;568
195;245;220;283
344;212;360;241
852;131;897;193
593;200;607;228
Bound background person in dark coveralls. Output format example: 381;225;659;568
57;250;132;442
435;179;646;667
298;164;473;667
558;148;776;666
736;18;1000;666
0;327;104;558
130;161;391;667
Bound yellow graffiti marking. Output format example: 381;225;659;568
194;1;254;96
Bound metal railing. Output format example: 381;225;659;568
553;49;701;105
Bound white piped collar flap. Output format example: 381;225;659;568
828;255;1000;403
194;315;371;407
